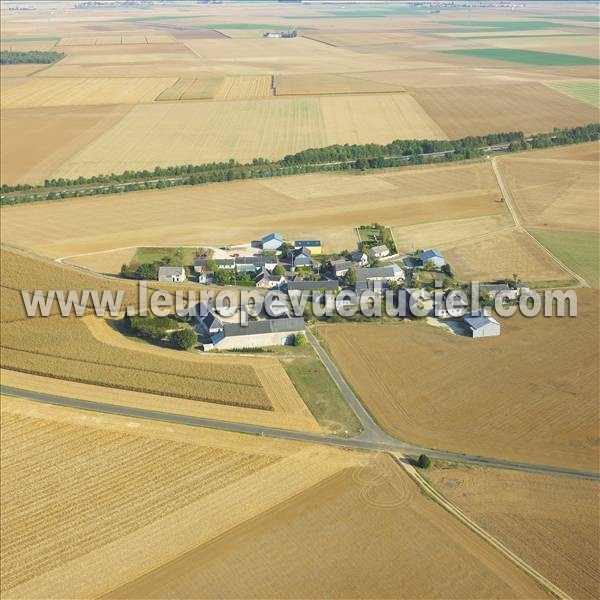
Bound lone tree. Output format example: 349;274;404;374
273;264;285;277
417;454;431;469
170;328;197;350
294;332;307;346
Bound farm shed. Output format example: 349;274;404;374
211;317;305;349
291;246;313;269
157;266;186;283
418;249;445;269
355;264;405;283
463;309;501;338
262;232;283;251
294;240;322;254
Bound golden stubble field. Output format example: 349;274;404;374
0;248;319;433
0;396;354;599
428;464;600;599
320;288;600;472
103;452;542;600
0;160;504;266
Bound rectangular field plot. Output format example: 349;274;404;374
413;82;599;137
53;94;446;178
441;48;600;66
214;75;273;99
531;229;600;287
275;73;403;95
545;79;600;107
156;76;222;100
321;288;599;471
0;77;176;108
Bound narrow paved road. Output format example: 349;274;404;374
2;384;598;481
491;156;589;287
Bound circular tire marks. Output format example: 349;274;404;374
352;456;415;510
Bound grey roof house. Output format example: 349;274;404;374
417;249;445;269
158;266;186;283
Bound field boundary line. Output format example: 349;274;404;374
491;156;589;287
394;453;572;600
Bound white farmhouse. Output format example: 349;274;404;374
157;266;186;283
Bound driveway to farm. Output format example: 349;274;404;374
491;156;589;287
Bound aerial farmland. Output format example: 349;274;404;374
1;1;598;599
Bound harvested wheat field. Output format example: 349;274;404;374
445;228;571;283
50;93;445;178
0;248;318;429
497;154;600;233
214;74;273;99
413;83;599;138
1;162;503;260
321;289;600;471
156;75;222;101
428;464;600;599
275;72;404;95
105;453;542;600
0;396;349;599
0;77;176;109
0;104;132;184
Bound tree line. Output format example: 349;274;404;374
2;123;598;205
0;50;64;64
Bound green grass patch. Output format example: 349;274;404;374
282;347;363;437
540;15;600;22
132;247;202;266
118;15;202;22
460;33;583;40
439;20;573;30
1;36;60;42
191;23;288;30
530;229;600;287
441;48;600;66
545;80;600;107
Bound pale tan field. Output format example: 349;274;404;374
0;396;346;599
498;154;600;233
1;77;176;108
0;104;132;184
321;289;600;471
0;64;48;77
445;228;571;282
214;74;273;99
275;72;404;95
50;93;445;179
1;161;503;261
428;465;600;599
105;453;542;600
413;83;599;137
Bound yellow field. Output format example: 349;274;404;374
321;289;600;471
445;228;571;282
0;77;176;108
413;83;599;137
1;161;503;261
214;74;273;99
0;396;348;599
428;465;600;599
275;72;404;95
106;453;542;599
47;93;445;178
0;248;319;426
156;75;222;100
498;154;600;233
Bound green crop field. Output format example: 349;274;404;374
545;80;600;107
441;48;600;66
439;20;572;31
531;229;600;287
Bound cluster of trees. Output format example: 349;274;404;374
0;50;64;64
126;315;197;350
120;262;160;280
2;123;598;205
